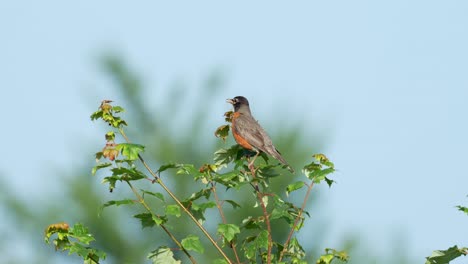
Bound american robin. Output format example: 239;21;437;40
226;96;294;173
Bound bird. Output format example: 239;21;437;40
226;96;294;173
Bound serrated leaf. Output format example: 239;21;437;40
217;224;240;242
425;245;467;264
90;110;103;121
176;164;198;175
116;143;145;161
181;235;204;253
165;205;181;217
148;246;181;264
111;167;146;181
214;145;240;166
92;162;112;175
214;125;230;142
286;181;305;196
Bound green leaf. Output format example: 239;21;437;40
224;199;241;209
181;235;204;253
456;205;468;215
303;154;335;185
243;236;257;259
316;248;349;264
112;106;125;113
134;213;164;228
141;189;165;202
286;181;305;196
165;205;181;217
242;216;262;230
111;167;146;181
192;201;216;212
105;131;115;141
425;245;467;264
214;145;240;166
217;224;240;242
148;246;181;264
256;164;281;178
100;199;135;214
214;125;230;142
256;230;269;250
91;162;112;175
116;143;145;161
176;164;198;175
90;110;103;121
185;189;211;203
69;223;94;244
157;163;180;173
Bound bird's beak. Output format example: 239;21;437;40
226;98;235;104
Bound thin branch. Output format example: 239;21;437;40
211;182;242;264
126;181;197;264
119;128;233;264
248;165;272;264
278;181;314;262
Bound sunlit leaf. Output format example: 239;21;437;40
116;143;145;161
217;224;240;242
165;205;181;217
181;235;204;253
286;181;305;196
148;246;181;264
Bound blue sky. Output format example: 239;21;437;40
1;1;467;263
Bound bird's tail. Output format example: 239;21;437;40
272;150;295;173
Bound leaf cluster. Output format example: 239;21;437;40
44;100;347;264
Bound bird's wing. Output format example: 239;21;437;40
233;114;271;153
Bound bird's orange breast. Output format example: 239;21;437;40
231;112;254;150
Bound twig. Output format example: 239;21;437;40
126;181;197;264
211;182;242;264
278;181;314;262
119;128;232;264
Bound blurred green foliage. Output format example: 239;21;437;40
0;55;413;264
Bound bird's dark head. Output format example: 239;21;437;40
226;96;250;113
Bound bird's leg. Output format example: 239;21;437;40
248;150;260;172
